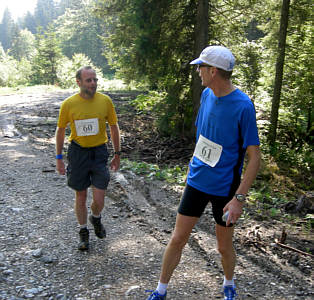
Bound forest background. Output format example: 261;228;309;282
0;0;313;238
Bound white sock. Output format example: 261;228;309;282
92;214;101;218
223;276;235;287
80;224;87;229
156;281;168;295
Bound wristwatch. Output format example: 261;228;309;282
235;194;246;202
114;151;121;156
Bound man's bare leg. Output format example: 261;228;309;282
216;224;236;281
159;214;199;284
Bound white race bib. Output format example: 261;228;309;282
74;118;99;136
193;134;222;167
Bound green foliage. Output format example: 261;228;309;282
56;53;94;88
257;0;313;147
10;29;36;61
131;88;193;136
0;54;18;87
0;8;16;51
15;59;33;85
56;53;106;89
131;91;165;113
303;214;314;233
95;0;196;136
0;53;32;87
232;41;262;102
55;0;112;74
155;86;194;136
0;85;70;96
31;26;62;85
34;0;58;30
22;12;37;34
120;159;187;185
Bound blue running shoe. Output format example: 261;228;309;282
146;290;167;300
223;285;237;300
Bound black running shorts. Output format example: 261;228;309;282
178;184;234;227
66;141;110;191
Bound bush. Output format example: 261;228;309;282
56;53;106;89
131;91;165;112
0;55;19;87
16;59;32;86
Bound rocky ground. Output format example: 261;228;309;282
0;90;313;300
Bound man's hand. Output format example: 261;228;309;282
110;155;120;172
223;197;244;226
56;159;66;175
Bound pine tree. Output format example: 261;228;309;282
10;29;36;61
31;25;62;85
22;12;38;34
0;8;15;51
55;0;111;74
34;0;57;30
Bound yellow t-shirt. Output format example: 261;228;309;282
57;92;118;147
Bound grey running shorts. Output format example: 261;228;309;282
66;141;110;191
178;184;234;227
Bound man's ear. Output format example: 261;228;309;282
211;67;218;77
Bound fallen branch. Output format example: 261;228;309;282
275;240;314;258
243;238;268;254
251;241;268;254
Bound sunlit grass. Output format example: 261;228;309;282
99;78;128;91
120;159;188;185
0;79;130;96
0;85;75;95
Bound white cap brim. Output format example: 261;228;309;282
190;58;204;65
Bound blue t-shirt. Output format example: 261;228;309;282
187;88;260;196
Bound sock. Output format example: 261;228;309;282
156;281;168;295
80;224;87;229
92;214;101;218
223;276;235;287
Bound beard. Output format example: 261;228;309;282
82;86;96;97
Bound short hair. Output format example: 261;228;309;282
76;66;95;80
217;68;233;80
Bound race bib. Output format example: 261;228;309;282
193;134;222;167
74;118;99;136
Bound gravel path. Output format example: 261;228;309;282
0;91;312;299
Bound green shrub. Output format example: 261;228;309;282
56;53;107;89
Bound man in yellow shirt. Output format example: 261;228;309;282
55;66;121;251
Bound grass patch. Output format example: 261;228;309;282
0;79;130;96
0;85;77;96
120;159;187;185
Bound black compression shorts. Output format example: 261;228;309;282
178;184;234;227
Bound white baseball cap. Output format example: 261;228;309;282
190;45;235;71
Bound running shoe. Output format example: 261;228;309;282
223;285;237;300
78;228;89;251
89;215;106;238
146;290;167;300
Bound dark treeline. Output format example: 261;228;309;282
0;0;313;180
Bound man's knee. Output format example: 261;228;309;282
217;242;235;257
169;232;189;250
76;190;87;203
217;244;228;256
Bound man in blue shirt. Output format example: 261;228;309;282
146;46;261;300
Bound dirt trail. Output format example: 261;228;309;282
0;91;312;299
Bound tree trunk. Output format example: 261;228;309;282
268;0;290;145
191;0;209;135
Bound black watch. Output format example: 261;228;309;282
235;194;246;202
114;151;121;156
